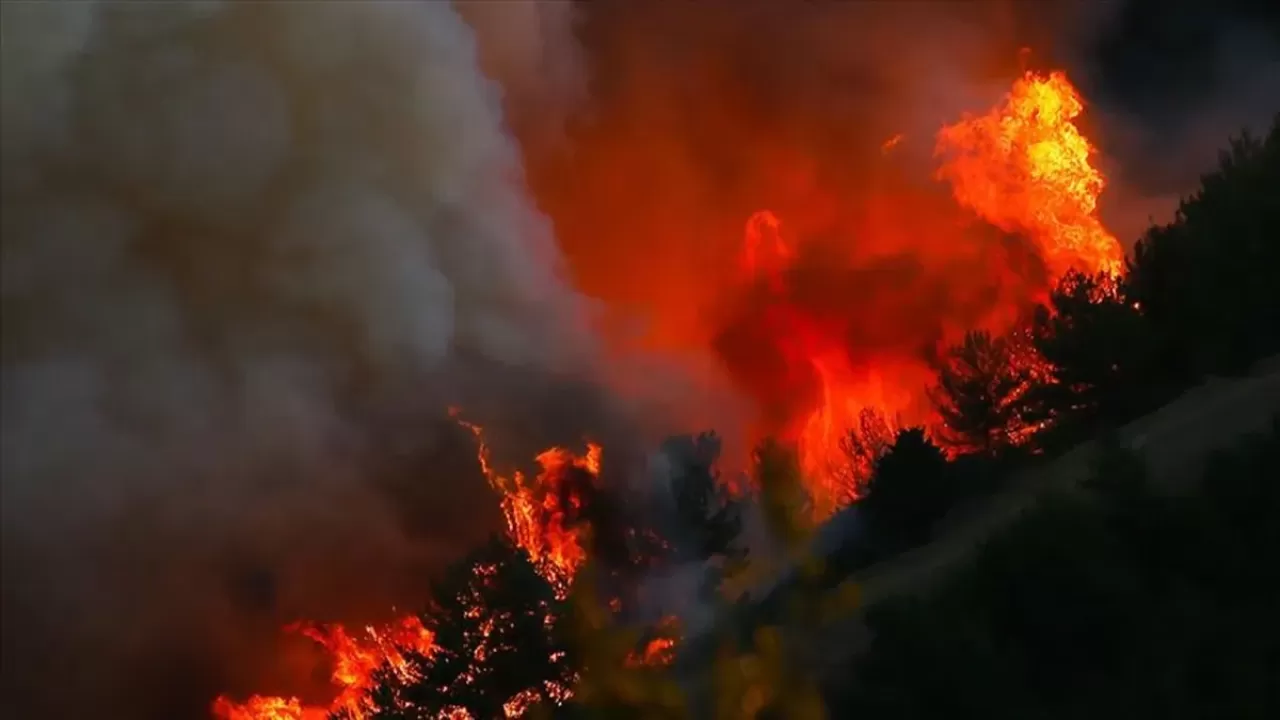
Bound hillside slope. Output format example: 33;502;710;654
680;356;1280;682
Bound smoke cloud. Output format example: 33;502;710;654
0;1;611;717
1069;0;1280;245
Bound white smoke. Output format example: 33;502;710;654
0;1;602;716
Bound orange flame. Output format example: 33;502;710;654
452;409;599;588
625;615;681;668
936;70;1123;278
211;696;317;720
501;444;601;588
737;69;1119;519
215;64;1115;718
214;416;602;720
211;617;435;720
738;210;924;518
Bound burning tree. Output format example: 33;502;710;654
354;537;574;720
208;62;1153;720
835;408;900;500
929;330;1045;457
213;617;437;720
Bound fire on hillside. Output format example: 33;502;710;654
211;68;1121;719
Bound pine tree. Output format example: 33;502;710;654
929;330;1038;456
356;537;573;720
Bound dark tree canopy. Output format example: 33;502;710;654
930;330;1039;457
753;439;813;549
830;421;1280;719
837;407;899;500
858;428;955;550
660;433;745;567
658;433;748;598
355;537;573;720
1127;117;1280;379
1029;270;1152;443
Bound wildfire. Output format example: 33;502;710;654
735;69;1120;519
214;63;1121;718
452;409;599;589
213;412;603;720
211;616;435;720
624;616;681;668
502;445;601;589
936;70;1123;278
738;211;917;518
211;696;315;720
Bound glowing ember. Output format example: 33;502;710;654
628;636;678;668
211;616;434;720
625;616;681;668
936;70;1123;278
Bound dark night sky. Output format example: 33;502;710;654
1065;0;1280;195
1084;0;1280;115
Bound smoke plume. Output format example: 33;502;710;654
0;2;610;717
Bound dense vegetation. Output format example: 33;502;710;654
346;116;1278;717
831;423;1280;719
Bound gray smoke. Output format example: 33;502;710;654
0;1;611;717
1060;0;1280;245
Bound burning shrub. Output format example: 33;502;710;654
356;537;574;720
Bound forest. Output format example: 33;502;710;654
244;116;1279;720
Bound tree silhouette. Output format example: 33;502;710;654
753;439;813;549
930;330;1039;456
832;420;1280;719
1029;270;1152;445
1127;117;1280;379
659;433;748;594
356;536;573;720
836;408;898;500
858;428;954;550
